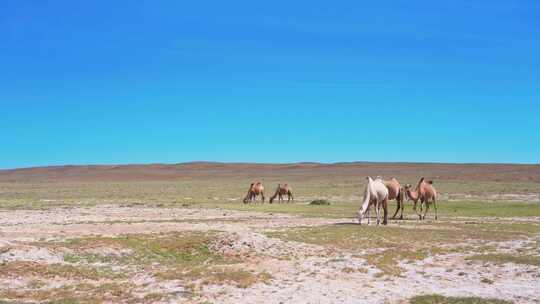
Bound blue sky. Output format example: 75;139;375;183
1;1;539;169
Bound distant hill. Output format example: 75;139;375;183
1;162;539;183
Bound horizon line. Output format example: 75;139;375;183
2;160;539;172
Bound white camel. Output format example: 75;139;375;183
357;176;389;226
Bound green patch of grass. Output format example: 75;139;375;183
467;253;540;266
0;261;123;281
50;232;227;267
143;292;169;302
156;265;271;289
309;199;331;205
199;201;356;218
440;201;540;218
410;294;512;304
0;282;136;304
365;248;429;277
2;177;539;219
201;268;271;288
63;253;82;263
199;200;540;219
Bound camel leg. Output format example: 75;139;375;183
375;201;381;226
401;202;405;220
399;197;405;220
391;199;400;219
261;191;265;203
398;188;405;220
382;198;388;225
289;192;293;202
399;192;405;220
423;202;430;220
367;206;371;225
413;200;421;219
433;198;438;220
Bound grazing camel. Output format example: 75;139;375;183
404;184;421;216
243;182;265;204
357;176;389;226
269;184;293;203
380;177;405;220
416;177;438;220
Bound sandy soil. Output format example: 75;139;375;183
1;205;539;304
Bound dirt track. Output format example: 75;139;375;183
1;205;539;303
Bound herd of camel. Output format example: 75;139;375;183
243;176;437;226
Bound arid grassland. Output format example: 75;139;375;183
0;162;539;303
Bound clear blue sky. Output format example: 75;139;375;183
1;1;539;169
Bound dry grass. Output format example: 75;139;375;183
0;163;539;302
1;162;540;212
0;282;137;304
268;221;540;276
409;294;512;304
467;253;540;266
0;261;122;280
1;232;270;303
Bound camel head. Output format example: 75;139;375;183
416;177;426;188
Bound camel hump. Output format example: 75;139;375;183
427;180;433;184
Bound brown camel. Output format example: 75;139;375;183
416;177;438;220
381;177;405;220
269;184;293;203
243;182;265;204
404;184;420;215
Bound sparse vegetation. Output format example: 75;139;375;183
409;294;512;304
0;232;270;303
467;253;540;266
0;163;538;303
310;199;331;205
268;221;540;276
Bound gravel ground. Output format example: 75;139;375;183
0;205;539;304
